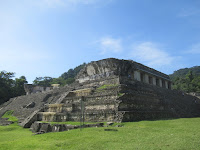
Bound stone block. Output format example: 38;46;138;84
30;122;42;133
39;123;52;133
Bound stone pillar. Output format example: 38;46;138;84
144;74;149;84
152;77;156;85
159;79;162;87
134;71;141;81
165;81;168;89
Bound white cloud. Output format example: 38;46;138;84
185;43;200;54
130;42;175;68
98;37;122;55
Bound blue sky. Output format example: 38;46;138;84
0;0;200;83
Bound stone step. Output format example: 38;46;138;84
45;104;64;113
38;112;67;122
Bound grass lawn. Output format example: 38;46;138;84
0;112;200;150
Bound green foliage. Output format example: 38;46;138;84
2;110;18;122
50;77;65;85
33;63;86;87
60;63;86;80
0;71;27;105
13;76;27;96
58;63;86;86
169;66;200;80
65;78;75;85
171;70;200;92
1;118;200;149
117;93;124;97
0;71;14;104
97;84;118;90
33;77;53;87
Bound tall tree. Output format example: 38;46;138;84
0;71;14;103
13;76;28;96
0;71;28;105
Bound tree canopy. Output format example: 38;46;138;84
0;71;27;105
170;67;200;93
33;63;86;87
33;77;53;87
170;66;200;80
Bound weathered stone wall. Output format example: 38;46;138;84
76;58;134;83
118;77;200;122
38;85;120;122
24;84;53;95
76;58;171;89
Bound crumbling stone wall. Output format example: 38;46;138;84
76;58;171;89
24;84;53;95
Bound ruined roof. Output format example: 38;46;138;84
76;58;170;82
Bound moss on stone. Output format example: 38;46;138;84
97;84;118;90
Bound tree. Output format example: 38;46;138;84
0;71;15;104
13;76;28;96
0;71;28;105
33;76;53;87
172;70;200;93
185;71;194;82
192;76;200;92
57;63;86;86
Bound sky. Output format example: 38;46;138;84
0;0;200;83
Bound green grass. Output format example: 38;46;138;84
1;117;200;149
117;93;124;97
2;110;18;122
97;84;118;90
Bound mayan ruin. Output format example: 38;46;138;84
0;58;200;131
1;1;200;149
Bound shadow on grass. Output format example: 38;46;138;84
122;116;200;124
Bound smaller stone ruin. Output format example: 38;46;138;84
24;84;60;95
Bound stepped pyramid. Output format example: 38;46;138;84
1;58;200;128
